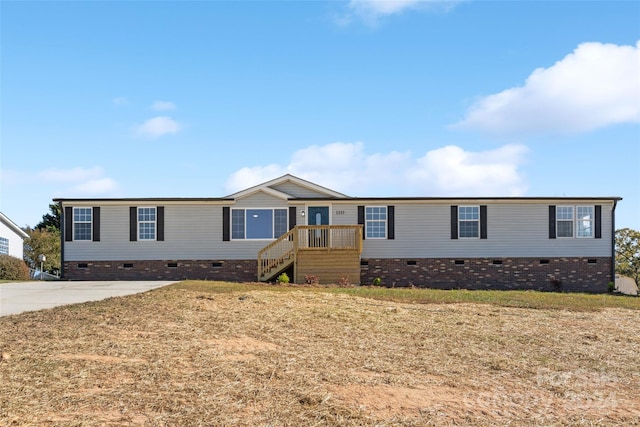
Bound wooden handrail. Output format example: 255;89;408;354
257;227;296;280
257;225;363;281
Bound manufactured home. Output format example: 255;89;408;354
55;174;620;292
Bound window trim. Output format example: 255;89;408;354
137;206;157;241
73;207;93;241
0;237;8;255
576;205;594;239
554;205;596;239
555;205;574;239
364;206;387;240
458;205;480;239
230;207;289;241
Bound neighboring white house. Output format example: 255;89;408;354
0;212;28;259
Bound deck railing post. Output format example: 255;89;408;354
258;225;363;281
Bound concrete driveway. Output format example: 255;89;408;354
0;281;176;317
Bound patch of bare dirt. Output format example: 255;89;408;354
55;353;146;363
330;378;640;423
1;284;639;426
206;335;280;353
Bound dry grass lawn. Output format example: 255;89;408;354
1;281;639;426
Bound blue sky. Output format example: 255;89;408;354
1;0;639;230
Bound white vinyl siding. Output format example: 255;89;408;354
355;202;613;259
62;200;614;262
0;220;27;259
271;182;334;198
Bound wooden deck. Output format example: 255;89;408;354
257;225;363;284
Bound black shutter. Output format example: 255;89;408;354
92;207;100;242
480;205;487;239
357;206;365;240
595;205;602;239
549;205;556;239
64;206;73;242
130;207;137;241
222;207;230;241
387;206;395;240
157;206;164;241
451;206;458;239
289;207;296;230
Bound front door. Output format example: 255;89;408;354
307;206;329;247
307;206;329;226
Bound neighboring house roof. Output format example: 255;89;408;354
0;212;29;239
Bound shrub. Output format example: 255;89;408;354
304;275;320;284
276;273;290;284
550;276;562;292
372;277;382;286
337;276;351;287
0;255;30;281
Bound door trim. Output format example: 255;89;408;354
305;204;332;226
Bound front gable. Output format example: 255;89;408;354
227;174;348;201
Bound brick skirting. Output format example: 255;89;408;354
63;260;257;282
64;256;612;293
359;257;612;293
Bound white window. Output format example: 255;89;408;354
73;207;92;241
458;206;479;238
556;206;594;238
0;237;8;255
576;206;594;238
365;206;387;239
231;209;245;239
138;207;156;241
231;208;288;240
556;206;574;238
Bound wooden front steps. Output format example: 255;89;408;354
257;225;363;284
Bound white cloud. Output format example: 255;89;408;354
225;141;528;197
112;97;129;106
0;167;119;228
134;116;182;139
70;178;119;195
225;164;288;192
151;100;176;111
343;0;460;25
36;166;120;196
350;0;424;16
455;41;640;135
406;144;528;196
38;166;104;183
